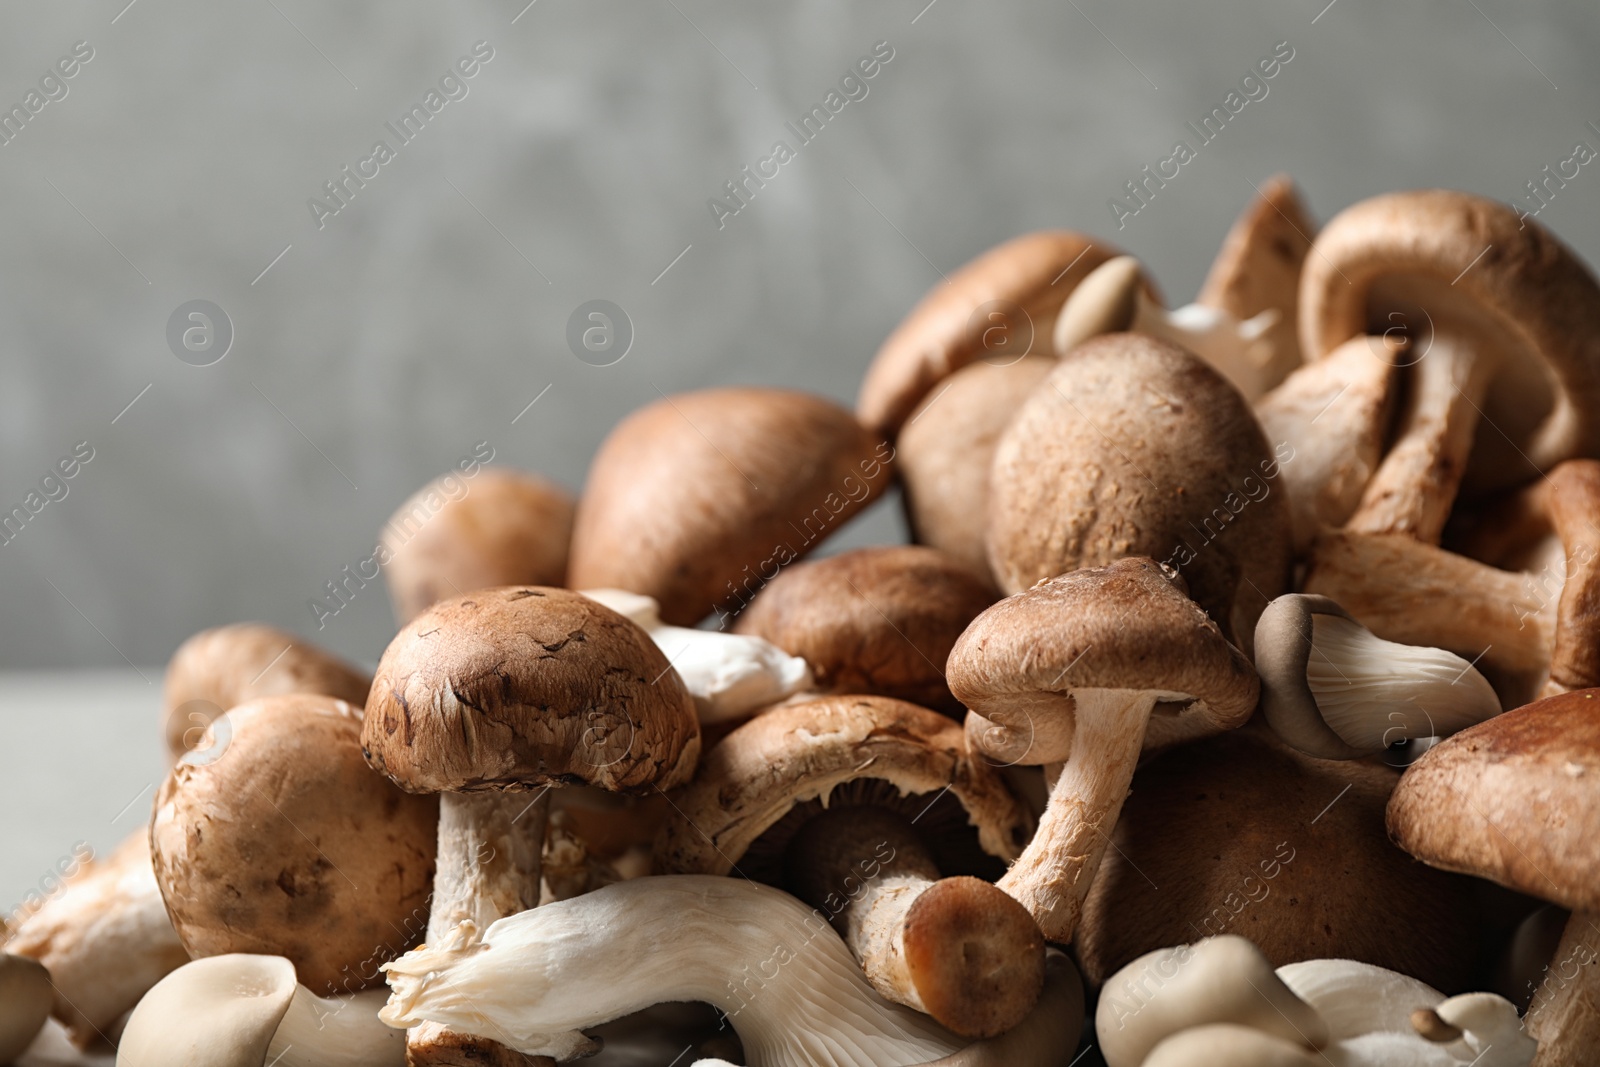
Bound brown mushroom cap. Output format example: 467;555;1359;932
896;356;1056;580
1387;688;1600;912
150;694;438;993
0;953;53;1064
381;466;575;625
361;586;699;795
655;694;1032;875
950;558;1259;764
985;334;1291;648
732;545;997;715
567;388;893;626
1300;188;1600;497
1077;724;1483;993
161;623;371;762
856;232;1120;438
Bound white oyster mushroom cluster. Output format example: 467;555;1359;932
580;588;813;722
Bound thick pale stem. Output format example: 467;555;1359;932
412;790;551;1067
1348;333;1497;543
1527;911;1600;1066
997;689;1155;943
267;988;405;1067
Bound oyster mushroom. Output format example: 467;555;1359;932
380;466;575;625
731;546;997;716
655;694;1039;1038
948;557;1259;943
567;388;893;626
361;586;699;1064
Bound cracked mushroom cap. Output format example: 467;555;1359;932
380;466;575;625
985;334;1291;648
161;623;371;763
896;356;1056;580
655;694;1032;875
362;586;700;795
1387;688;1600;912
567;388;893;626
950;558;1259;766
149;694;438;993
856;231;1121;438
1300;189;1600;495
732;545;997;715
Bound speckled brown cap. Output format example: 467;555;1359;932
897;356;1056;579
567;388;893;627
150;693;438;993
381;466;575;625
362;586;700;795
656;694;1032;874
985;334;1291;649
732;545;997;715
950;558;1260;764
857;232;1120;438
161;623;371;763
1388;688;1600;912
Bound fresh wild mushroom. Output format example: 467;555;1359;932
1300;189;1600;542
1053;256;1284;402
361;586;699;1064
379;876;966;1066
1254;594;1502;760
567;388;893;626
1142;1024;1323;1067
1077;724;1483;994
856;231;1119;438
0;953;53;1064
150;694;437;996
1388;687;1600;1065
579;587;811;724
985;334;1292;651
655;695;1040;1038
5;831;189;1048
731;546;997;716
948;558;1259;943
116;953;404;1067
380;466;575;625
161;622;370;766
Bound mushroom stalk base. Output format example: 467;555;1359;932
411;789;552;1067
1526;910;1600;1066
997;689;1156;943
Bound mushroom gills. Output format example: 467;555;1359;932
1304;613;1502;750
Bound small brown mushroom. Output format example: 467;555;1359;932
896;356;1055;579
150;694;438;996
1388;687;1600;1065
567;388;893;626
380;466;575;625
985;333;1292;650
161;622;370;766
949;558;1259;943
856;231;1119;438
1300;189;1600;542
362;586;699;1064
732;545;997;715
656;695;1040;1038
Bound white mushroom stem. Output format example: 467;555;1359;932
996;688;1170;943
1347;331;1499;543
581;589;812;723
1525;910;1600;1066
267;989;405;1067
380;875;964;1067
1304;613;1502;751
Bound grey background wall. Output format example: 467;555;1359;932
1;0;1597;672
